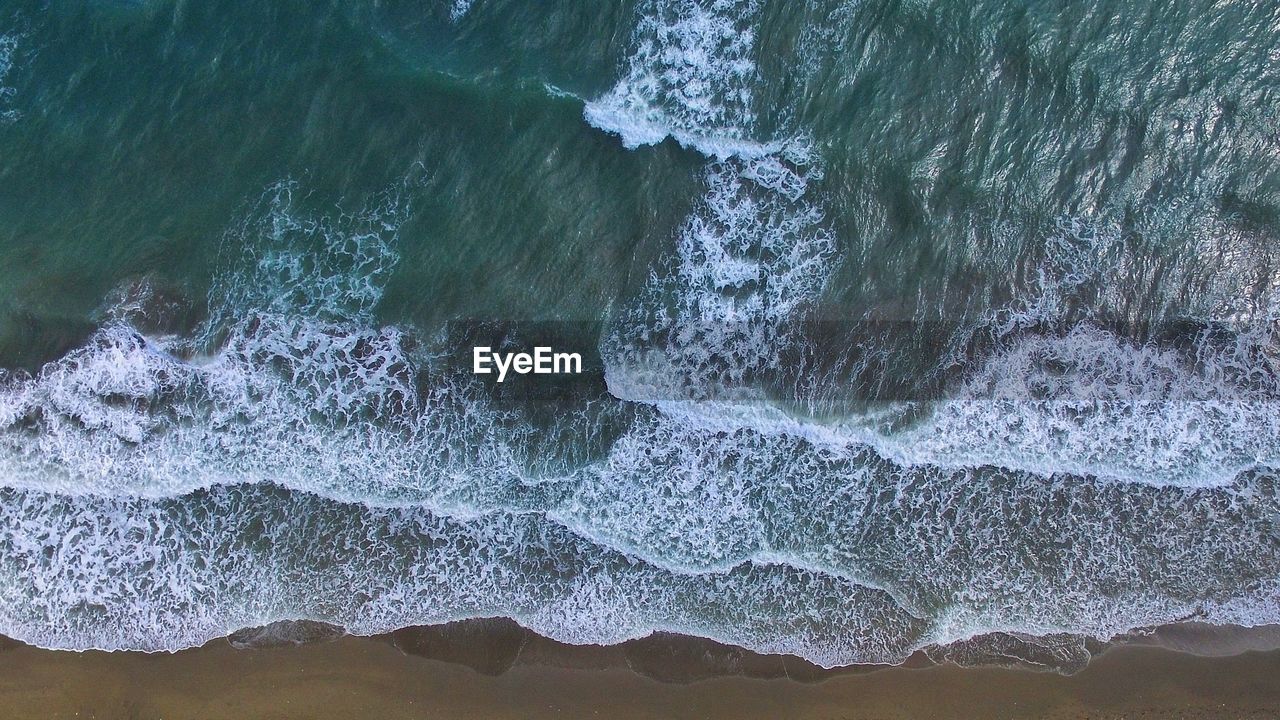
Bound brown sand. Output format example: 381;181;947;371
0;631;1278;719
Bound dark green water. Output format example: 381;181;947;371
0;0;1277;670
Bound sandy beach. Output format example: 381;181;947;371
0;625;1278;719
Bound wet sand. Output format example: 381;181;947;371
1;625;1278;719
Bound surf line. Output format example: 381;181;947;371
473;346;583;383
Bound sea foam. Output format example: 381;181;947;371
1;175;1278;668
584;0;765;157
0;30;21;122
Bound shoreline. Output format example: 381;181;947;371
2;621;1278;719
10;617;1280;679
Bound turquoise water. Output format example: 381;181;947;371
0;0;1278;669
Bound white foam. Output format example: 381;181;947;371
0;30;21;123
592;0;843;408
0;457;1275;669
6;224;1274;667
3;251;1279;667
604;209;1280;488
881;215;1280;486
885;324;1280;486
0;180;535;509
203;180;404;329
448;0;473;22
604;150;836;402
0;485;934;665
584;0;765;158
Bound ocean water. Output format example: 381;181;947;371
0;0;1278;671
